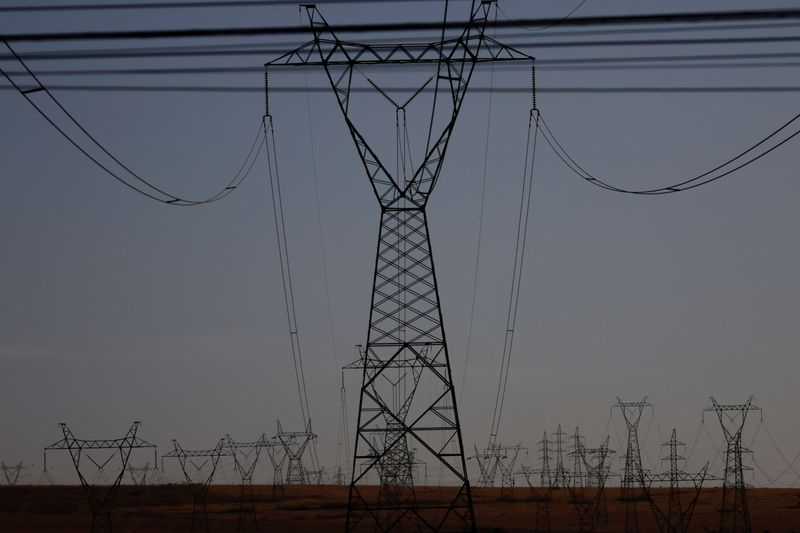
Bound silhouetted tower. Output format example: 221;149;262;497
643;428;711;533
703;397;761;533
614;396;652;533
0;462;24;486
519;463;553;533
266;2;532;530
44;421;156;533
271;420;316;486
163;438;229;533
583;437;615;526
127;463;150;486
538;431;552;487
226;434;268;531
552;424;570;488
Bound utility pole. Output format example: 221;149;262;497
266;2;532;530
703;397;761;533
614;396;652;533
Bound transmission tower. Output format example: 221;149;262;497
582;438;615;526
643;428;711;533
614;396;652;533
537;432;552;488
163;438;230;533
225;433;269;531
0;462;24;485
519;441;555;533
703;396;761;533
266;2;532;530
552;424;570;489
266;438;287;500
44;421;156;533
272;420;316;486
127;463;150;486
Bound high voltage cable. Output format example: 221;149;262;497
5;8;800;41
5;60;800;78
0;38;263;205
4;84;800;94
537;110;800;195
0;0;453;12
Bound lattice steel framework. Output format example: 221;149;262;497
644;428;711;533
267;2;531;530
44;421;156;533
270;420;316;487
614;397;652;533
703;397;761;533
127;463;150;486
163;438;229;533
225;434;269;531
0;462;24;486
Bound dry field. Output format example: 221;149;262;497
1;484;799;532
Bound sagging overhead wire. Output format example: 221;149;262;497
488;107;540;448
0;37;260;206
537;110;800;195
5;8;800;42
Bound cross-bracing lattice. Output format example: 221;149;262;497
643;428;711;533
225;433;269;531
267;1;532;530
163;438;230;533
703;397;761;533
614;397;652;533
0;462;24;486
44;421;156;533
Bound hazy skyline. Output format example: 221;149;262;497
2;0;799;487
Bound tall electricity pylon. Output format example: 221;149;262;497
0;462;24;486
44;421;156;533
614;397;652;533
163;438;229;533
703;397;761;533
643;428;711;533
552;424;570;488
267;2;532;530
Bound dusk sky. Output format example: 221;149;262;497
2;0;799;486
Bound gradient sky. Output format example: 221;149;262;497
2;0;799;486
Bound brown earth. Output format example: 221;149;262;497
1;484;799;532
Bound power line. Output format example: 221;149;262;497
0;0;453;13
5;8;800;41
0;38;263;205
537;110;800;195
4;84;800;94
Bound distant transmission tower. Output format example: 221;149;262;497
163;438;229;533
225;433;268;531
272;420;316;486
552;424;570;489
44;421;156;533
538;431;552;487
0;462;24;486
644;428;711;533
703;397;761;533
127;463;150;486
266;2;532;530
614;396;652;533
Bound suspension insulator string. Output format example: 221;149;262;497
531;60;537;111
264;67;271;117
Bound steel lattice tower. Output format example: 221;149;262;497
644;428;711;533
614;397;652;533
552;424;570;489
703;397;761;533
267;2;532;530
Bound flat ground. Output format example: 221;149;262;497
1;484;798;532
